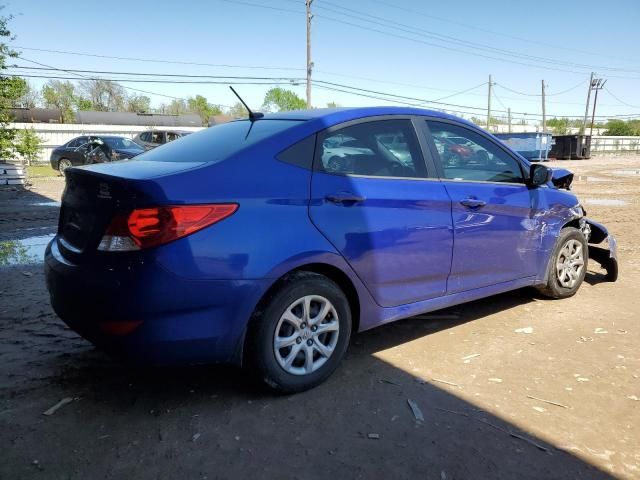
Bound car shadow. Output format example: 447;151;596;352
24;287;612;479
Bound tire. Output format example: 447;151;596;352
537;227;588;299
58;158;72;175
246;271;352;393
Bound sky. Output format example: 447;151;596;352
6;0;640;124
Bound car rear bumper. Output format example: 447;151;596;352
44;237;269;365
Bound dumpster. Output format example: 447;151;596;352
494;132;553;162
549;135;591;160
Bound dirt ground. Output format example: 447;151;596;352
1;156;638;479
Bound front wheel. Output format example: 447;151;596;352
246;272;352;393
537;227;588;299
58;158;72;175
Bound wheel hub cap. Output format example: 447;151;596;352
556;239;585;288
273;295;340;376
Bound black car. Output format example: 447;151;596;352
50;136;145;174
132;130;192;150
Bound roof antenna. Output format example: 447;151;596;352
229;86;264;121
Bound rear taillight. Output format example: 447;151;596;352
98;204;238;251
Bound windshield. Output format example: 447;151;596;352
138;120;304;163
103;137;143;150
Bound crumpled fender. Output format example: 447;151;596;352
584;218;618;282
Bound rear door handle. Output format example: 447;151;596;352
325;193;366;204
460;198;486;209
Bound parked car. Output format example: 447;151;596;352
50;136;144;174
132;130;192;150
45;107;618;393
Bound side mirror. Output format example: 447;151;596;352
529;163;552;187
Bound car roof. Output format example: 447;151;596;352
254;106;477;133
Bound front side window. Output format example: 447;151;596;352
166;132;180;142
140;132;151;142
427;121;524;183
318;119;425;178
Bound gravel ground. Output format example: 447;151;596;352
1;156;638;479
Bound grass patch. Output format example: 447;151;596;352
28;164;58;178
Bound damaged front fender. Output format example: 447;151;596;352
584;218;618;282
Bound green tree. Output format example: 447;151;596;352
262;87;306;112
603;119;640;136
326;101;341;108
187;95;222;125
126;94;151;113
228;102;248;118
546;117;570;135
15;127;42;166
0;9;28;159
79;79;125;111
166;99;188;115
14;80;40;108
42;80;77;122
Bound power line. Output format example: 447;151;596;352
495;79;586;97
14;46;305;72
603;86;640;109
369;0;637;65
12;65;304;82
313;0;640;75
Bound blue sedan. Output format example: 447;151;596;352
44;107;618;392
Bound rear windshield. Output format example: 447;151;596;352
136;120;304;163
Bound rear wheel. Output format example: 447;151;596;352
246;272;352;393
537;227;588;299
58;158;72;175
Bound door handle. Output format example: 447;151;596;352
460;198;486;209
325;193;366;204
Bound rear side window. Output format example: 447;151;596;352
277;135;316;169
317;119;426;178
151;131;164;144
140;132;151;142
137;120;304;163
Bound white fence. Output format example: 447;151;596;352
10;123;204;164
590;136;640;154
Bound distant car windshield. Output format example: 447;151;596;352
103;137;143;150
138;120;304;163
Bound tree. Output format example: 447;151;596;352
187;95;222;125
603;119;640;136
546;117;570;135
126;94;151;113
15;127;42;166
166;99;188;115
228;102;248;118
78;79;125;111
14;80;40;108
326;101;340;108
0;9;28;159
42;80;77;122
262;87;306;112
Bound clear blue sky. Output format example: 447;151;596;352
7;0;640;122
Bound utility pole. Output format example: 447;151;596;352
590;78;607;137
507;107;512;133
541;80;547;132
582;72;595;134
487;74;492;131
306;0;313;109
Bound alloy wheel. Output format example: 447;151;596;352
556;239;585;288
273;295;340;376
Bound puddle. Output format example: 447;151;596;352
584;198;627;207
607;169;640;177
30;201;61;207
0;234;55;266
575;176;613;183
